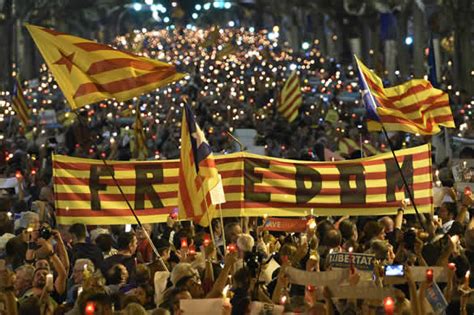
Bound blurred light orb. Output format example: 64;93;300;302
133;3;142;11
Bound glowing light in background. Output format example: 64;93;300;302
133;3;142;11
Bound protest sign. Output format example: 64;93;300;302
249;302;284;315
53;145;432;224
328;286;394;299
0;177;18;189
263;218;308;232
180;298;226;315
286;267;349;287
425;282;448;315
384;267;448;285
327;252;375;271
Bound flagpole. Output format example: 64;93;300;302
218;203;227;248
196;175;217;247
72;111;168;272
99;157;169;272
380;127;426;231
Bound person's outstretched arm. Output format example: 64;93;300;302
206;252;237;298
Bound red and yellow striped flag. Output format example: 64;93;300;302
52;144;433;225
12;78;30;126
278;71;302;122
178;104;220;227
25;24;185;110
355;56;455;135
133;110;148;160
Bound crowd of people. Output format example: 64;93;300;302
0;25;472;314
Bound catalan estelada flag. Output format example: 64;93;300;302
355;56;455;135
133;110;148;160
178;104;220;227
278;71;302;122
25;24;185;110
12;78;30;126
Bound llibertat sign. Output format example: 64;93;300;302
53;144;433;225
327;252;375;271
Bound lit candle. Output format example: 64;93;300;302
426;268;433;282
383;296;395;315
203;234;211;247
435;170;441;187
227;243;236;253
348;247;354;274
85;302;96;315
180;237;188;249
448;263;456;271
308;219;316;231
464;270;470;288
222;284;230;298
464;186;472;197
46;273;54;291
188;244;196;255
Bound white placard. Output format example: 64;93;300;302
326;285;394;299
0;177;18;189
180;298;226;315
286;267;349;287
210;174;226;205
249;301;284;315
384;266;448;285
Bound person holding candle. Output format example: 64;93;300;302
66;258;95;304
19;267;59;313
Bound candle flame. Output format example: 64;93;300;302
222;284;230;297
